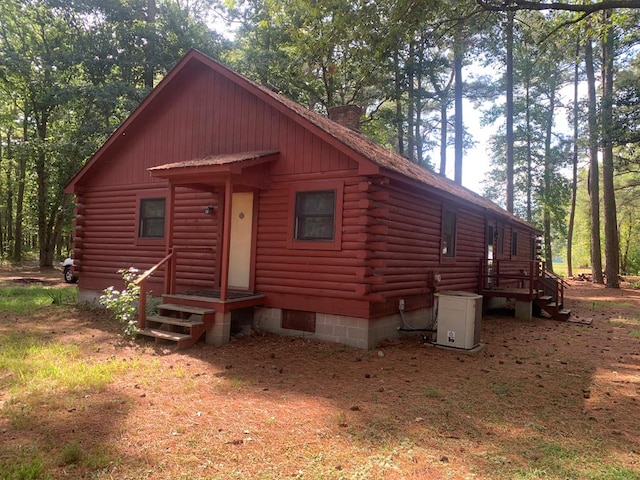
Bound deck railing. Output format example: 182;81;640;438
132;247;215;329
479;259;566;305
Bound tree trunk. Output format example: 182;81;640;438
407;40;415;161
601;10;619;288
505;11;515;213
5;126;13;255
525;78;532;222
454;42;463;185
394;51;404;156
543;80;557;273
13;114;27;262
0;132;3;256
566;38;580;278
415;42;424;165
35;116;52;267
584;39;604;284
440;99;447;175
144;0;157;89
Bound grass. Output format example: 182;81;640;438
0;333;133;396
0;458;46;480
510;440;640;480
0;285;77;314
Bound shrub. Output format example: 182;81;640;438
99;268;140;338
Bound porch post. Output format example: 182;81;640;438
219;177;233;301
166;184;176;294
166;184;175;254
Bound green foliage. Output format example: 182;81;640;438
0;333;131;394
59;441;83;466
99;268;141;338
0;458;45;480
0;0;228;264
0;286;76;314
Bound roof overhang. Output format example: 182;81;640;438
149;150;279;190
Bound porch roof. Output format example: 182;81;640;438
148;150;279;189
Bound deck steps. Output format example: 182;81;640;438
138;328;192;342
146;315;204;328
534;296;571;322
157;303;215;316
138;303;216;349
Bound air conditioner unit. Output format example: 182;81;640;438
435;292;482;350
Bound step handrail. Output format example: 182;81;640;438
542;268;570;289
134;251;175;330
133;247;216;330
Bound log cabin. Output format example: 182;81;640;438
65;49;566;350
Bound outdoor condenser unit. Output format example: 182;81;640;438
434;291;483;350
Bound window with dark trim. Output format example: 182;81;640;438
294;190;336;241
139;198;166;238
512;231;518;256
441;210;457;258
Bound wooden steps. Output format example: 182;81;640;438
138;303;215;349
534;295;571;321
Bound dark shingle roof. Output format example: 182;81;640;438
246;75;535;231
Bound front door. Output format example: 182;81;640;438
228;192;254;290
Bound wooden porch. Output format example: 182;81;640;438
133;249;265;348
479;259;571;321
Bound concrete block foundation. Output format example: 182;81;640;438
254;306;434;350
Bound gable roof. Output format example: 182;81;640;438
65;49;535;232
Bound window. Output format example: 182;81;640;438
512;231;518;256
294;190;336;241
139;198;166;238
497;227;505;255
441;210;457;258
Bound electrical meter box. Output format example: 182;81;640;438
435;291;483;350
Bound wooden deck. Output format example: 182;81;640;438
479;260;570;321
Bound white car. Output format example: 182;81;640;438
62;258;78;283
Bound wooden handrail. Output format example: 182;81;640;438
133;247;215;330
133;251;174;286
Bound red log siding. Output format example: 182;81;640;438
254;173;493;318
74;185;219;292
71;58;539;322
370;182;486;296
255;174;372;317
74;62;358;299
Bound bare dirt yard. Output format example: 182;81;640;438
0;266;639;479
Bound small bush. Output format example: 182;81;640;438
99;268;140;338
59;441;83;466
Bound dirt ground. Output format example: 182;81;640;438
0;267;639;479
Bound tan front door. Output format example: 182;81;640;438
228;192;254;290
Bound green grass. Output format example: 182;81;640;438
494;440;640;480
551;262;591;278
423;386;444;398
59;441;83;466
0;333;133;396
0;285;77;314
0;458;47;480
